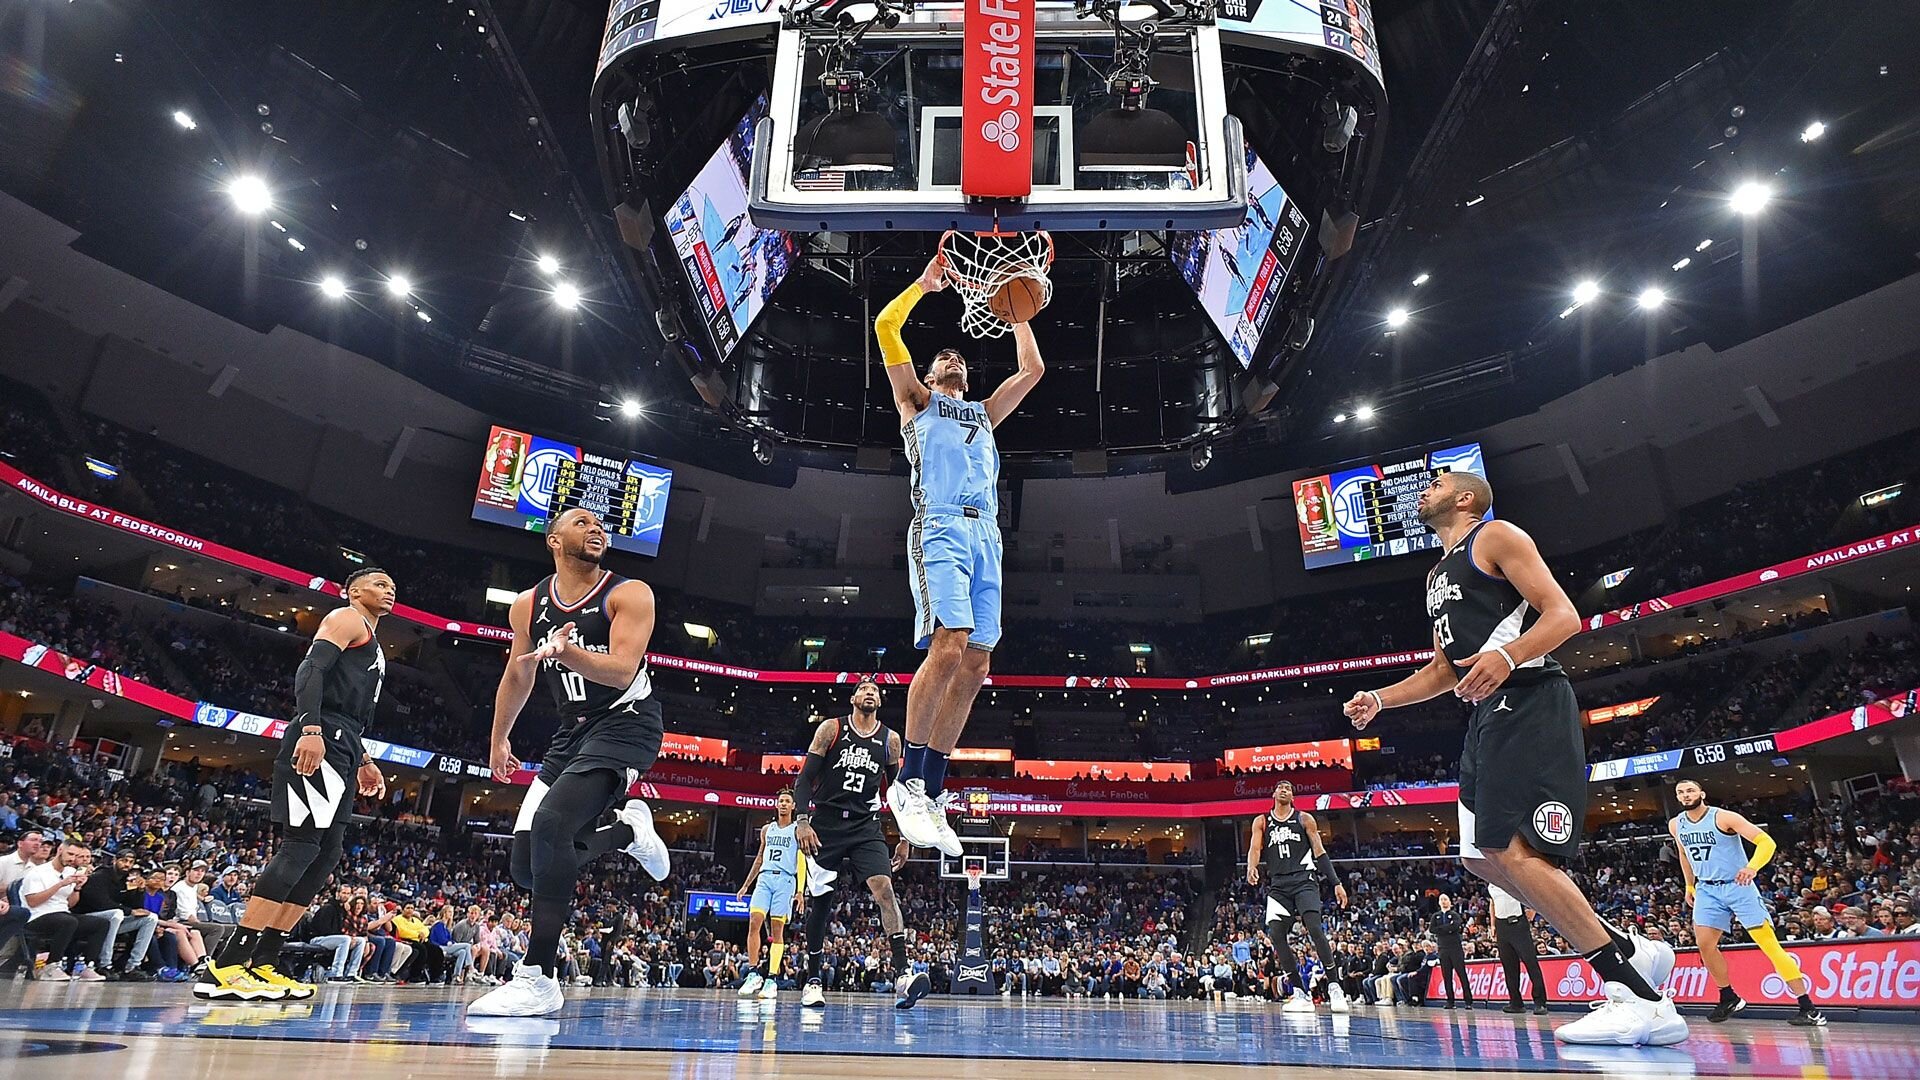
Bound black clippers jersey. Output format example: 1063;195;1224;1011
531;570;652;719
817;715;889;820
305;615;384;730
1424;521;1562;684
1263;809;1318;885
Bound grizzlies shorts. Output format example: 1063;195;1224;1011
1691;881;1771;932
907;504;1003;651
750;874;798;920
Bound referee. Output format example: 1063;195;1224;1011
1430;893;1472;1008
1490;884;1549;1014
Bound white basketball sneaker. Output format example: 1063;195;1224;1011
737;971;765;998
1281;987;1315;1013
802;979;826;1008
1554;983;1688;1046
886;779;942;851
894;969;932;1011
926;790;964;857
1327;982;1351;1014
1624;933;1675;992
467;962;565;1018
618;800;671;881
758;976;780;1000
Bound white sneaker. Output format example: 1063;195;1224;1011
467;963;565;1017
758;977;780;1000
72;965;107;983
1554;982;1688;1046
1327;983;1350;1013
806;857;837;897
1625;933;1675;992
1281;988;1315;1013
737;971;765;998
926;791;964;858
886;779;942;851
618;800;671;881
894;970;932;1011
801;980;826;1008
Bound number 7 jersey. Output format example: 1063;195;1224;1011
904;389;998;516
531;570;653;718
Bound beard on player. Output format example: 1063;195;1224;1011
924;349;968;396
851;679;881;717
548;507;608;567
1674;780;1705;810
1272;781;1294;812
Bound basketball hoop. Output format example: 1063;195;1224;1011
963;865;986;893
938;229;1054;339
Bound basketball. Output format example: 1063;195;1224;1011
989;276;1048;324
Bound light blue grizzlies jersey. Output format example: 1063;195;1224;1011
1674;807;1749;882
903;390;997;516
761;820;800;880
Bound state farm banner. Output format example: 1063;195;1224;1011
1220;738;1353;772
961;0;1034;198
1436;938;1920;1009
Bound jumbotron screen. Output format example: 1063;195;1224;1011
1294;442;1488;570
1168;147;1312;368
471;425;673;557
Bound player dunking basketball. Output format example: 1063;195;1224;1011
468;507;672;1018
198;567;395;1002
876;252;1045;858
1246;780;1349;1013
1344;470;1688;1046
792;678;923;1009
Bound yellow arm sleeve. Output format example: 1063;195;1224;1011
1745;830;1777;872
876;282;924;367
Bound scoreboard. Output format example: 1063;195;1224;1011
1294;442;1488;570
552;454;645;537
471;425;673;557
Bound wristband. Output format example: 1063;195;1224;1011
1363;690;1384;711
301;726;323;736
1493;646;1517;671
360;755;374;766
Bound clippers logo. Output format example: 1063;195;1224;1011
982;108;1020;151
962;0;1033;198
1532;801;1574;845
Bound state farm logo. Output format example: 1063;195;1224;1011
974;0;1025;121
1556;960;1603;998
982;108;1020;151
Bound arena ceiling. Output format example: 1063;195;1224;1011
0;0;1915;480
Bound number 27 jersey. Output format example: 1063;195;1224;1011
531;570;653;719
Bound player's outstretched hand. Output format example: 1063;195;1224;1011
519;623;574;666
490;740;522;783
1343;691;1381;729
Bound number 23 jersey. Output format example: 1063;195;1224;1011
531;570;653;719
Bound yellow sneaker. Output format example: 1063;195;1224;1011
193;962;288;1001
248;965;316;999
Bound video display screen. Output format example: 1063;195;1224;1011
472;425;672;557
1294;442;1488;569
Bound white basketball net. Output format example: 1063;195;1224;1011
939;230;1054;339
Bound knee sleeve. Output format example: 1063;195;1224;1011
528;770;621;901
253;826;326;903
1301;912;1338;973
284;823;347;905
510;832;535;891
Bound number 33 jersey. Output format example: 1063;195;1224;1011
1423;520;1561;685
531;570;653;719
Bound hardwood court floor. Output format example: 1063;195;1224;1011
1;982;1912;1078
